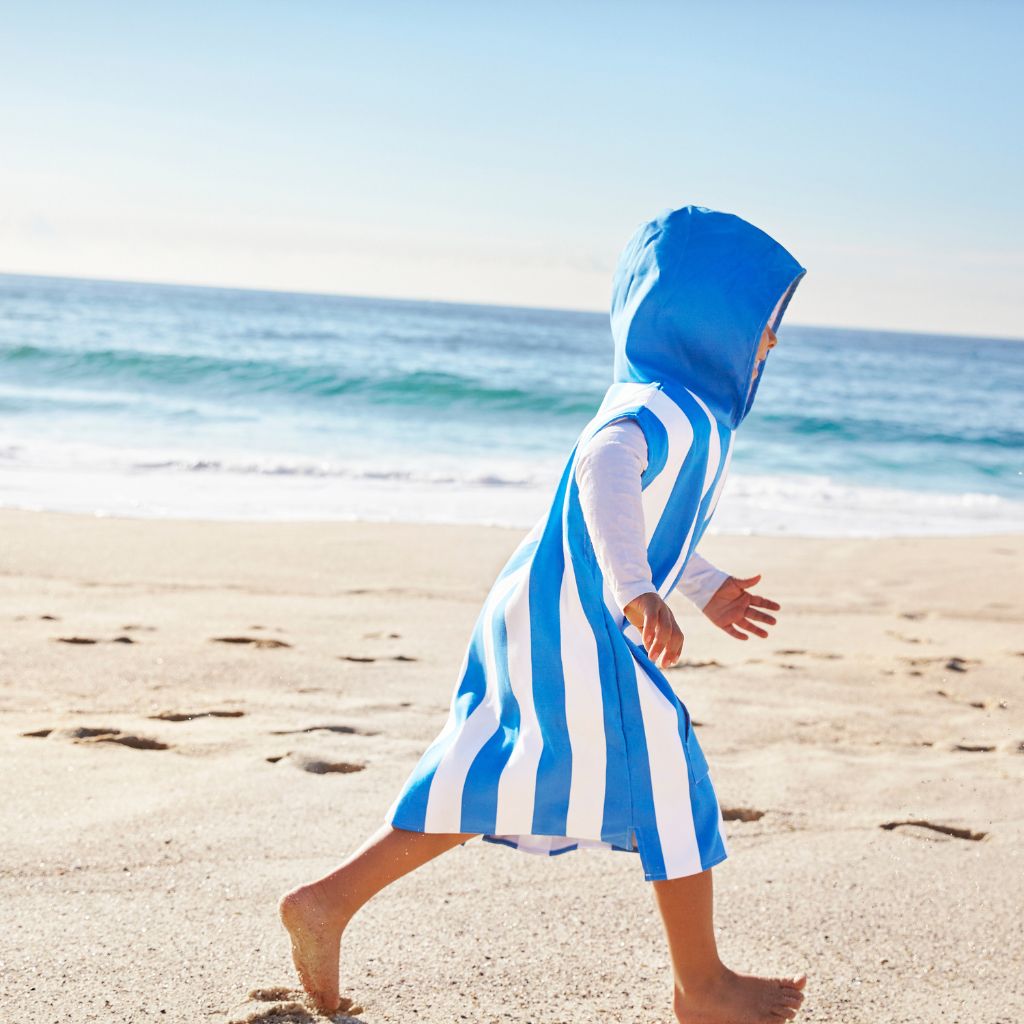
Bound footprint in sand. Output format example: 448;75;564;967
722;807;765;822
880;820;987;842
772;649;844;662
275;753;366;775
54;635;137;645
80;732;168;750
23;726;118;739
149;709;245;722
212;636;292;649
339;654;418;663
248;987;302;1002
937;688;999;712
348;700;415;714
952;742;996;753
270;724;375;736
886;630;930;645
21;726;169;750
934;689;995;710
228;986;363;1023
903;655;978;673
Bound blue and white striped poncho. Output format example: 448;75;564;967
388;205;806;881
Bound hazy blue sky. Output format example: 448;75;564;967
2;1;1021;336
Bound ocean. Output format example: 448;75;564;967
1;273;1022;536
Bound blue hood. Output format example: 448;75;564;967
610;205;806;429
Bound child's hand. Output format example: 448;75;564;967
623;592;685;668
702;573;779;640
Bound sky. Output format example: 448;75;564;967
1;1;1022;338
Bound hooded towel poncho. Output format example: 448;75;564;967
387;205;806;880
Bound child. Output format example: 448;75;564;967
280;204;808;1023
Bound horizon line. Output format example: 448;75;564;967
2;267;1021;346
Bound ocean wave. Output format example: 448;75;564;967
758;411;1024;449
0;341;595;414
131;455;538;488
0;436;544;489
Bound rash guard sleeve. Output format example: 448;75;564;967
575;418;728;613
674;550;730;610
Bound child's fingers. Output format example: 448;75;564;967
659;609;684;667
749;594;781;611
746;607;777;625
659;614;675;663
723;623;748;640
652;607;676;665
663;624;685;667
642;610;658;650
740;618;769;638
648;613;668;664
731;574;761;588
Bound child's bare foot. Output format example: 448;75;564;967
674;967;807;1023
278;882;351;1013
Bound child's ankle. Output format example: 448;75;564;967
311;878;359;929
287;878;355;931
675;962;733;998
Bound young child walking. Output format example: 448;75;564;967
280;204;808;1023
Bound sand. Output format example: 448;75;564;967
0;507;1021;1023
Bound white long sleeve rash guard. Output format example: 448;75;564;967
574;418;730;614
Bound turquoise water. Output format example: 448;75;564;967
1;273;1021;534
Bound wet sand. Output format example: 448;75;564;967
1;508;1021;1023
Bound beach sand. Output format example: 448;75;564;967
1;508;1021;1023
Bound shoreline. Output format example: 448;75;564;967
2;494;1022;539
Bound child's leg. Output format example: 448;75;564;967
653;867;807;1023
279;825;475;1012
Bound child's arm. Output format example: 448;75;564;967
574;419;729;612
575;418;681;667
574;418;657;613
575;419;780;655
